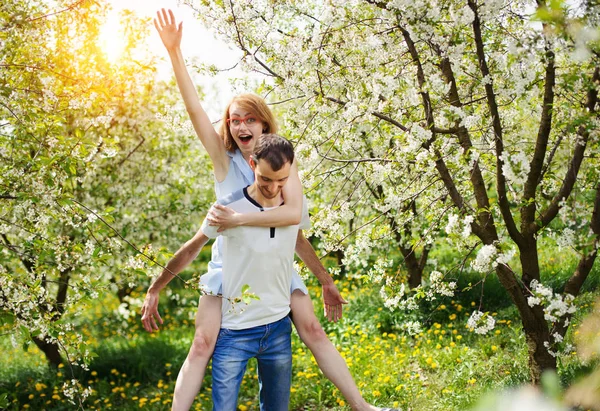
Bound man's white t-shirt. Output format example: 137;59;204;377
201;186;310;330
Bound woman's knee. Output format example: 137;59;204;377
188;331;216;359
295;317;327;345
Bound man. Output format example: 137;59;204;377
199;133;307;410
140;134;397;411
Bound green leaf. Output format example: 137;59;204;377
56;197;74;207
541;370;562;401
0;392;9;408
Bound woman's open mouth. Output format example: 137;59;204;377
239;135;253;144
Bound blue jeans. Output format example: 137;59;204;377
211;315;292;411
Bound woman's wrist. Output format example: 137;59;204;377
234;213;248;227
167;46;182;56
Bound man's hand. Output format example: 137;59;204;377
322;282;347;322
141;290;163;332
207;204;241;231
154;9;182;52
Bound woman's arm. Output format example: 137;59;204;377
154;9;228;177
208;160;303;229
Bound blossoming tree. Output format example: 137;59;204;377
0;0;213;394
184;0;599;383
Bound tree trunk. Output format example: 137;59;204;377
32;336;63;368
524;326;557;384
400;245;423;289
334;249;347;277
495;263;557;383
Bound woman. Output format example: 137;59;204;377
147;9;379;411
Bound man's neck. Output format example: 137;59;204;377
247;184;282;208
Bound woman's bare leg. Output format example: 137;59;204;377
290;290;379;411
172;295;221;411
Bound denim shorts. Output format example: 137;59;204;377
211;315;292;411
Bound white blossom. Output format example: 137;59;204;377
528;280;577;324
467;310;496;334
501;150;531;186
402;320;423;335
556;228;575;249
471;244;497;273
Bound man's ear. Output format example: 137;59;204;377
249;156;256;170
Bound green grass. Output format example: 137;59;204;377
1;244;599;410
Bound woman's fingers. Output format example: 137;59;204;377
156;10;165;28
168;8;176;26
161;8;169;26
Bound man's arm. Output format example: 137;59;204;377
295;231;347;322
141;227;210;332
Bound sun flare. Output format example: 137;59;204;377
98;12;127;63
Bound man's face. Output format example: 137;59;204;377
251;158;291;200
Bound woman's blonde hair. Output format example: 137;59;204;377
219;93;278;152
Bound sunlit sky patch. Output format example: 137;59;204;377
100;0;246;118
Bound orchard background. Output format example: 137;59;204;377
1;0;599;410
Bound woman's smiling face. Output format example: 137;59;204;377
228;102;265;157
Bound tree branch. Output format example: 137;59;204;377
317;154;394;164
436;47;498;245
552;181;600;338
535;66;599;232
117;135;145;167
227;1;284;79
522;19;556;233
468;0;521;245
398;22;469;218
25;0;87;23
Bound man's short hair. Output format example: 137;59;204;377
251;134;295;171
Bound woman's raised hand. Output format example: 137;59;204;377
154;8;182;51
